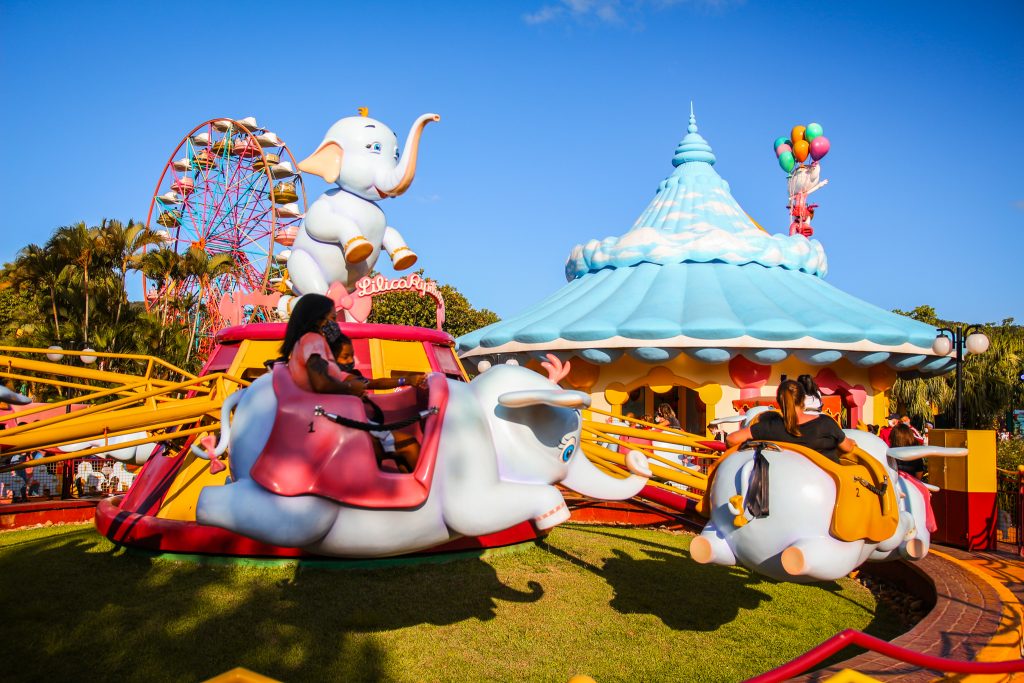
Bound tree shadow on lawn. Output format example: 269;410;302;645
0;528;542;683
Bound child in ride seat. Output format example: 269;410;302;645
281;294;428;470
332;336;427;471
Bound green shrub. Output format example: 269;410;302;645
997;438;1024;471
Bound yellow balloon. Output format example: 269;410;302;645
791;125;806;144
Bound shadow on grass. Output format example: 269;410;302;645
0;528;542;683
551;525;906;673
542;527;773;630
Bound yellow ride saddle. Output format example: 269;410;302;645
698;442;898;543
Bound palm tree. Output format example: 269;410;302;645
179;247;235;361
4;244;67;342
97;218;164;334
138;247;183;328
48;222;101;346
893;307;1024;428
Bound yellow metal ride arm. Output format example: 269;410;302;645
0;347;247;472
581;408;720;503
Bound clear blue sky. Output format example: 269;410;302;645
2;0;1022;323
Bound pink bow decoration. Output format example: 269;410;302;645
201;435;226;474
327;282;373;323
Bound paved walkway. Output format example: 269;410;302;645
797;546;1024;681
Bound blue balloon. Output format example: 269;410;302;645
773;136;790;151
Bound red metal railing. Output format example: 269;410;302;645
745;629;1024;682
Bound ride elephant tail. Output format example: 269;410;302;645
190;387;246;460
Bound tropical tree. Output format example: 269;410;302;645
48;221;102;346
97;218;164;333
892;305;1024;428
179;246;236;361
138;247;183;328
366;271;500;338
3;243;66;342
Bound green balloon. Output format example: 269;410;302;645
805;122;824;141
779;151;796;173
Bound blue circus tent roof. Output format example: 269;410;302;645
458;109;953;376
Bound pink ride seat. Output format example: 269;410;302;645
249;365;448;509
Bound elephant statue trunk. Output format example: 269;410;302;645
561;447;651;500
375;113;440;198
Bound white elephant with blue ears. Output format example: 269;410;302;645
192;356;654;558
286;109;440;297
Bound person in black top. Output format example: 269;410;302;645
726;380;856;462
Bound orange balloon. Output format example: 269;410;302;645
791;125;806;144
793;139;810;163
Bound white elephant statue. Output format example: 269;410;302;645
691;429;966;582
286;111;440;298
192;357;652;558
58;432;158;465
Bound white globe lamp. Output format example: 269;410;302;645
931;335;952;356
46;345;64;362
965;333;989;355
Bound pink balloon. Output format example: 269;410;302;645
809;136;830;161
775;143;792;158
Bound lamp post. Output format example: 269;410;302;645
932;325;989;429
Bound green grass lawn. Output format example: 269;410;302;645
0;523;901;682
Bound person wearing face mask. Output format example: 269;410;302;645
280;293;427;395
279;294;429;472
280;294;367;395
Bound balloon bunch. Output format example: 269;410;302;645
774;123;830;173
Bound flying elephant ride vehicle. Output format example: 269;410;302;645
95;322;653;559
690;411;967;583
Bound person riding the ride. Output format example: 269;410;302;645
280;294;427;470
726;380;856;463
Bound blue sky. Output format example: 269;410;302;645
1;0;1022;323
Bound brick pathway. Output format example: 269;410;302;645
794;546;1024;681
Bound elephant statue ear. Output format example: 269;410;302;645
888;445;968;461
498;390;591;409
0;385;31;405
298;142;344;183
710;405;772;428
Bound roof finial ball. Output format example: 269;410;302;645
688;101;698;134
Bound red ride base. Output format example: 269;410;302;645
95;495;543;559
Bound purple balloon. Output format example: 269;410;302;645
775;143;792;158
809;136;830;161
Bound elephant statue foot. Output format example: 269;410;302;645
344;236;374;263
534;501;571;530
390;246;417;270
690;521;737;565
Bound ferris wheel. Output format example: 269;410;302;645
144;116;306;356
